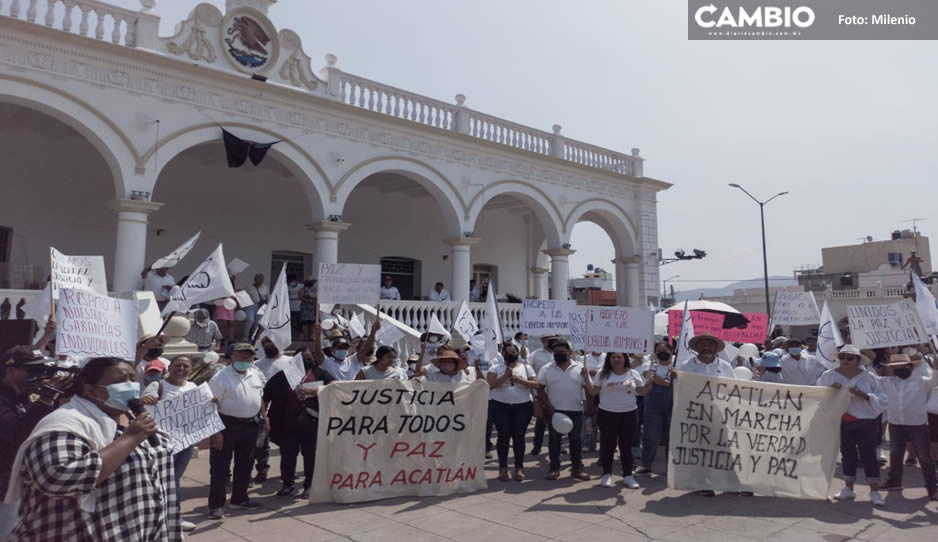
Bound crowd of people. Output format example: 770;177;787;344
2;301;938;541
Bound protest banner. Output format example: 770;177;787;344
310;380;489;503
816;302;844;369
317;264;382;305
721;313;769;344
568;311;586;351
151;232;200;269
453;301;478;340
583;307;654;354
675;302;695;363
666;310;724;339
846;299;928;349
668;371;850;499
522;299;576;335
149;383;224;453
256;265;291;350
55;288;138;362
50;247;107;301
771;291;821;326
162;244;235;316
912;273;938;335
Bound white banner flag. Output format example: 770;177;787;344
310;380;489;503
50;247;107;301
428;313;451;341
521;299;576;336
583;306;654;354
151;232;200;270
771;291;821;326
282;353;307;390
482;284;503;360
846;299;929;349
149;383;225;453
162;244;235;316
256;265;292;351
317;264;382;305
348;313;367;339
56;288;138;362
453;301;478;341
668;372;850;499
911;274;938;335
676;301;695;363
816;301;844;369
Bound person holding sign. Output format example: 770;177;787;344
315;317;379;381
356;346;407;380
817;344;888;506
487;343;537;482
588;352;644;489
636;342;676;475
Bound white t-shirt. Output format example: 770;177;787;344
246;284;270;305
144;271;176;302
488;363;535;404
288;282;303;312
208;365;266;418
530;348;554;376
361;364;408;380
380;286;401;300
321;354;364;381
142;379;198;400
583;354;605;376
538;362;585;412
592;370;645;413
428;289;451;301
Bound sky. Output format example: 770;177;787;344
116;0;938;296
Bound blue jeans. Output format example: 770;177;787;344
641;384;673;467
243;305;258;339
173;446;195;506
549;410;583;472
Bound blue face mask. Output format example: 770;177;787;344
333;350;348;361
790;347;802;356
233;361;253;372
99;381;140;411
144;374;162;383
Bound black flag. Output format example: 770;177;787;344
222;128;279;167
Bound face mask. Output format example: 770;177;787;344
765;367;782;374
233;361;253;372
790;347;802;356
504;353;518;364
99;381;140;411
656;351;671;361
333;350;348;361
428;336;439;344
144;374;162;383
894;368;912;379
145;348;164;359
553;352;569;364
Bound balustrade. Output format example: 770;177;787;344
3;0;139;46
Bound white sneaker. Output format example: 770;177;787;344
181;520;197;532
871;491;886;507
833;487;856;501
623;475;640;489
600;474;613;488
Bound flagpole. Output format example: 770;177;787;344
48;248;56;323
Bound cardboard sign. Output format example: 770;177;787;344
50;247;107;301
310;380;489;503
668;372;850;499
150;383;225;453
667;310;725;339
771;291;820;326
55;288;138;362
521;300;576;335
846;300;929;349
317;264;382;305
569;311;586;351
721;313;769;344
583;307;654;354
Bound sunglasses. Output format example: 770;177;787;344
837;355;859;361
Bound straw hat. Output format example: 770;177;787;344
688;333;725;353
430;350;460;369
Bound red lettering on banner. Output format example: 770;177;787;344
356;442;377;461
390;442;409;458
429;441;445;458
407;442;427;457
356;472;371;489
390;469;407;486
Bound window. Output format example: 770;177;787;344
887;252;903;268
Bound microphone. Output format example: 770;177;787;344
128;398;162;448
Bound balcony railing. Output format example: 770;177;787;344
2;0;143;47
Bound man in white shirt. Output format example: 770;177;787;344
529;335;558;455
141;266;176;308
428;282;451;302
879;354;938;499
380;276;402;300
207;343;267;519
779;338;824;386
315;318;379;381
583;351;605;377
537;340;595;481
469;280;481;302
287;273;303;337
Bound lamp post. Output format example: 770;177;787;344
728;184;789;318
662;274;679;305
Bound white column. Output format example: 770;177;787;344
621;256;643;308
446;237;479;303
531;267;550;300
544;248;575;300
307;221;351;278
614;258;628;307
107;199;163;293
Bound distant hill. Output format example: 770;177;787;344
672;277;797;302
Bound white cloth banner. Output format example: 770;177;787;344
668;371;850;499
317;264;382;305
568;311;586;351
771;291;821;326
521;300;576;336
55;288;138;363
583;307;654;354
912;273;938;335
428;313;451;341
846;299;929;349
482;284;503;361
676;301;695;363
50;247;107;301
310;380;489;503
149;383;224;453
453;301;478;341
151;232;200;270
816;301;844;370
162;244;235;316
256;265;292;351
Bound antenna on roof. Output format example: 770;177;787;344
904;218;926;252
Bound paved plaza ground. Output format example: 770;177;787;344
180;437;938;542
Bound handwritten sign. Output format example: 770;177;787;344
50;247;107;301
667;311;725;339
310;380;489;503
846;300;928;349
772;291;820;326
721;313;769;344
522;300;576;335
55;288;138;362
668;372;850;499
150;383;224;453
317;264;382;305
583;307;654;354
569;311;586;351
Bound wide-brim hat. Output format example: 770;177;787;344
688;333;725;353
884;353;913;367
431;350;460;369
771;336;789;347
838;344;861;356
760;352;781;368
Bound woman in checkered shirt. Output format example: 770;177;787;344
5;357;181;541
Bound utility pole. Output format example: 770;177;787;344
904;218;926;253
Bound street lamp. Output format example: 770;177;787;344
662;274;679;304
728;184;789;318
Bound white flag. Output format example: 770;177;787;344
348;313;366;339
912;274;938;335
256;265;292;351
816;301;844;370
675;300;695;363
151;232;200;269
482;283;503;360
453;301;478;340
162;244;235;316
428;313;451;341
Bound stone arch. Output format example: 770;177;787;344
145;123;329;220
467;180;564;248
565;199;639;257
0;75;137;198
334;156;465;236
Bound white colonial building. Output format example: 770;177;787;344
0;0;670;336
